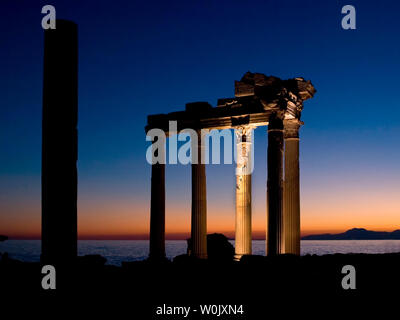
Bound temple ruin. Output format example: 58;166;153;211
146;72;316;259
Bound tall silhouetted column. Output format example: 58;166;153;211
149;137;166;260
283;119;301;255
42;20;78;264
266;115;284;255
234;127;253;260
191;130;207;259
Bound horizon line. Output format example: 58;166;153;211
3;227;400;241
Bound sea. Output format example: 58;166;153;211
2;240;400;266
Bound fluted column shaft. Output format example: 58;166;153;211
149;139;166;260
267;116;284;255
235;127;253;260
191;131;207;259
284;119;301;255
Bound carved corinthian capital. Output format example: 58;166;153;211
235;126;254;176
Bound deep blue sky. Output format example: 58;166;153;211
1;0;400;238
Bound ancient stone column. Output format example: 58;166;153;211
191;130;207;259
283;119;302;255
234;127;253;260
42;20;78;264
149;137;166;260
266;115;284;255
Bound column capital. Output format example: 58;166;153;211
234;125;256;138
235;126;254;176
284;119;303;139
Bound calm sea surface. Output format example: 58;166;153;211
2;240;400;266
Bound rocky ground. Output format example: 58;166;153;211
0;250;398;317
1;235;396;317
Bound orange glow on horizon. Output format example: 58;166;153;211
1;182;400;239
2;208;399;240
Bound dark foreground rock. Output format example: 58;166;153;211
0;235;8;242
186;233;235;262
1;252;399;316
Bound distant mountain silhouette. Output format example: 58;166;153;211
302;228;400;240
0;235;8;242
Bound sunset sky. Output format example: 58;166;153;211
1;0;400;239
